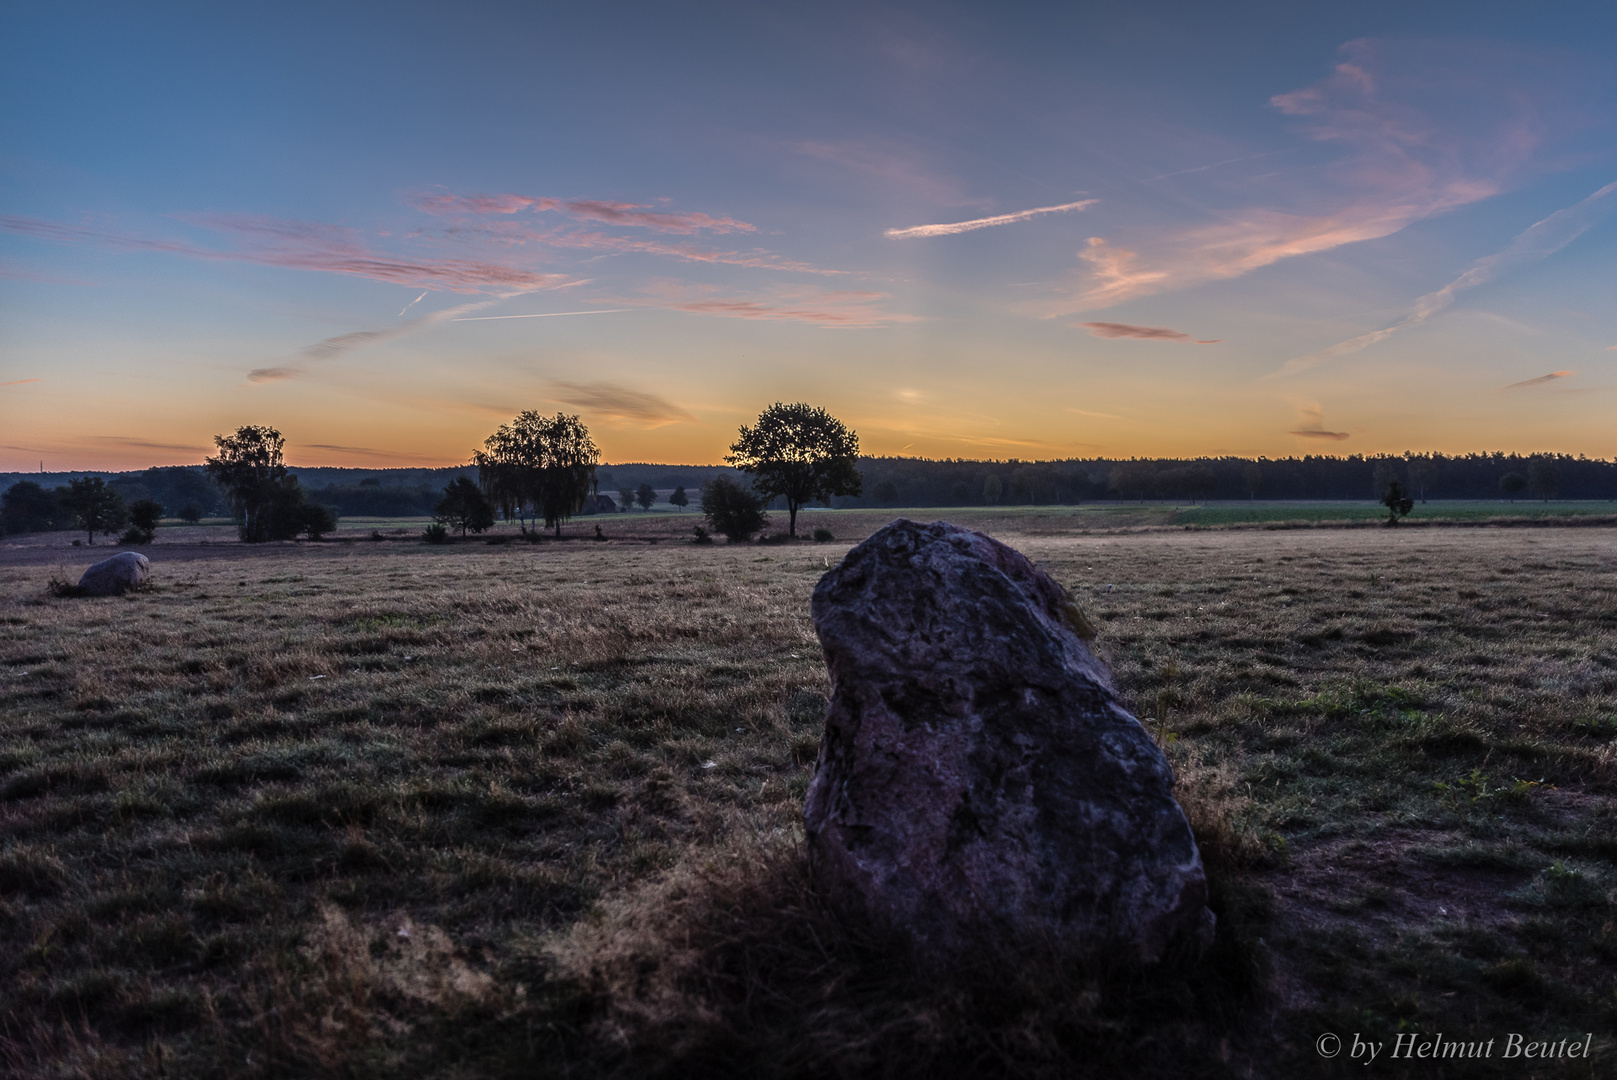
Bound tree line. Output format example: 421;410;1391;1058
840;452;1615;508
5;442;1612;542
0;402;862;545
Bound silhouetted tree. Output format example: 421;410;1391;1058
1243;462;1262;500
1;480;63;534
701;478;768;542
726;402;861;537
618;486;635;513
294;501;337;540
983;474;1002;504
636;483;656;511
1499;472;1527;502
1371;459;1402;501
178;503;203;524
121;498;164;544
1154;467;1188;502
205;425;292;542
474;411;599;537
1527;455;1559;502
1381;480;1414;526
434;476;495;536
1184;464;1217;504
669;485;689;509
1109;462;1154;502
873;479;900;505
60;478;127;545
1404;453;1433;504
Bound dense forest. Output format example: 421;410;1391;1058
3;452;1613;536
840;452;1617;507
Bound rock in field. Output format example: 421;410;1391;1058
804;519;1213;963
78;551;151;596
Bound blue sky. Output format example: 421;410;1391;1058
2;1;1614;469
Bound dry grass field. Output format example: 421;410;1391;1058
2;522;1615;1077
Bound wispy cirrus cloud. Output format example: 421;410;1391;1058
1500;370;1573;391
1077;321;1221;343
789;139;984;207
545;381;697;426
84;435;208;453
1289;405;1350;440
1041;39;1559;313
1271;179;1617;377
2;378;42;387
885;200;1097;239
298;443;449;464
637;281;918;328
1;215;577;294
413;202;838;274
409;190;755;234
248;297;506;383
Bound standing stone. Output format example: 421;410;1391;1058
77;552;151;596
804;520;1213;963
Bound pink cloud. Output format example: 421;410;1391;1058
409;189;755;234
2;378;42;386
1;215;576;294
1077;322;1221;343
1041;39;1553;312
561;200;755;234
411;193;559;215
416;215;844;274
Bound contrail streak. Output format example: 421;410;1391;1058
450;308;630;321
1500;370;1572;391
398;290;429;316
1269;180;1617;379
885;200;1098;239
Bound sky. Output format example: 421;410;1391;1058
2;0;1615;470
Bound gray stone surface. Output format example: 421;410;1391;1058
77;551;151;596
804;519;1213;962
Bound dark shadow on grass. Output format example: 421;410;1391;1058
483;837;1274;1080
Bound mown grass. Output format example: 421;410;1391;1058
1;525;1614;1077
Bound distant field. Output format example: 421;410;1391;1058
2;525;1614;1077
1174;499;1617;526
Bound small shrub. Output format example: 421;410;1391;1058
119;498;164;544
47;576;85;598
486;535;510;546
691;525;714;545
370;530;385;541
423;523;450;544
812;527;835;542
700;477;768;542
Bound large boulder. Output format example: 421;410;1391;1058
77;552;151;596
804;519;1213;963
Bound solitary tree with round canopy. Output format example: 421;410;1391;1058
60;477;127;545
205;425;292;542
474;411;599;538
726;402;861;537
